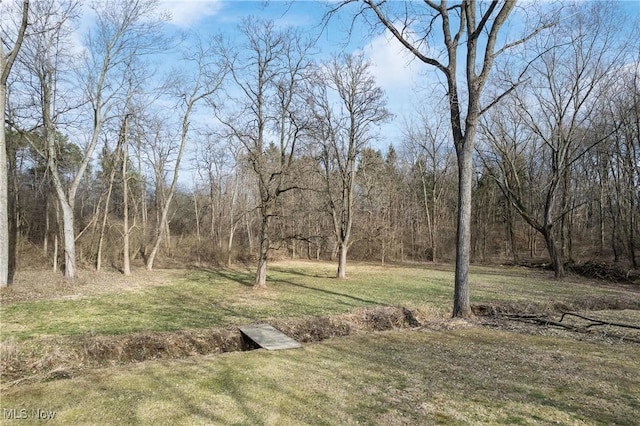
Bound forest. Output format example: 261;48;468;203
1;0;638;292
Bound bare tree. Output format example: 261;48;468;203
14;0;81;279
310;53;390;278
479;3;627;278
402;104;454;263
1;0;30;287
331;0;550;316
219;18;314;287
145;38;226;271
13;0;166;279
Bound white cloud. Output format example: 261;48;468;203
361;31;422;90
158;0;223;27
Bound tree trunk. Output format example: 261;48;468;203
452;146;473;318
7;131;19;285
122;118;131;276
506;202;519;263
227;225;236;267
0;0;28;287
96;160;118;271
337;242;348;279
146;202;172;271
254;214;269;288
0;85;8;287
59;200;76;279
541;226;564;279
193;190;201;265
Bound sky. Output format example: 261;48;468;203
152;0;426;152
148;0;640;155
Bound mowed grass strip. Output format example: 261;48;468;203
1;327;638;425
1;261;637;341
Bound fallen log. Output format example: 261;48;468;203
559;312;640;330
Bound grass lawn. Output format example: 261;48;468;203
1;327;639;425
1;260;639;425
1;261;635;341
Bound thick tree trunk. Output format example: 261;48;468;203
337;242;348;279
452;147;473;318
59;200;76;280
541;226;564;279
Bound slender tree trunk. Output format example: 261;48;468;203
226;171;239;266
421;171;435;262
255;213;270;288
0;85;9;287
193;190;201;264
44;192;50;255
0;0;29;287
122;117;131;276
506;201;519;263
96;159;118;271
227;225;236;267
7;136;19;284
53;232;59;272
146;198;172;270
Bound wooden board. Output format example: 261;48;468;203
239;324;302;350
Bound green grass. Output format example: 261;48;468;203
1;327;638;425
1;261;639;425
1;261;635;341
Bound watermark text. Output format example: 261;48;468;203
3;408;57;421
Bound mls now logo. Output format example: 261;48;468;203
3;408;57;420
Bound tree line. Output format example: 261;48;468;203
2;1;638;317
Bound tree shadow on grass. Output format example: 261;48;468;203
192;267;255;288
276;279;385;307
270;265;332;278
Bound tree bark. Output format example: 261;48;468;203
337;242;348;279
122;115;131;276
0;85;9;286
453;146;473;317
255;213;270;288
542;225;564;279
59;200;76;279
0;0;29;287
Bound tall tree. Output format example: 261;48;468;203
219;18;314;287
1;0;29;287
310;53;390;278
332;0;550;316
402;105;454;263
479;2;627;278
145;37;226;271
15;0;166;279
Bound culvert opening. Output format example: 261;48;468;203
239;324;302;351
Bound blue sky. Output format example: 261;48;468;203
154;0;425;152
152;0;640;156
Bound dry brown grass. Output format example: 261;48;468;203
1;268;183;304
0;306;434;386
